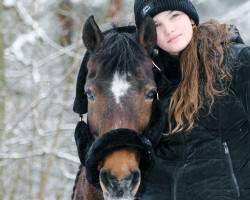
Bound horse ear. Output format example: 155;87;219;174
137;15;157;56
82;16;104;53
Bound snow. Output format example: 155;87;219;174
3;0;16;7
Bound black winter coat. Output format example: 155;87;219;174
140;38;250;199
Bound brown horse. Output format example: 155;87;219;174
72;15;158;200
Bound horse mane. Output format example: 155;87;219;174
90;25;148;79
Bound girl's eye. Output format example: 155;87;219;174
155;23;160;28
171;14;179;19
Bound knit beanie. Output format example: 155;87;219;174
134;0;199;28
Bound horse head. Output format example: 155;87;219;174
81;15;157;200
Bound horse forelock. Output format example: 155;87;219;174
89;29;149;80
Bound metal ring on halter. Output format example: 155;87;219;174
79;114;83;121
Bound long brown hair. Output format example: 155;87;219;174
167;19;233;134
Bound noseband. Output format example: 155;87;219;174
85;128;155;195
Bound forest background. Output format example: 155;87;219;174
1;0;250;199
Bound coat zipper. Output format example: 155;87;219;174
172;133;187;200
222;142;240;198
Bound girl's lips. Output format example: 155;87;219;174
168;34;181;43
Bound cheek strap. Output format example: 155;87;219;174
74;120;93;166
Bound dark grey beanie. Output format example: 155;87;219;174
134;0;199;28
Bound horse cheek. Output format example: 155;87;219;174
137;99;152;133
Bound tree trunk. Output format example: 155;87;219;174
107;0;121;18
0;3;5;200
58;0;73;47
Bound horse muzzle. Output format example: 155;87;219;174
100;167;140;200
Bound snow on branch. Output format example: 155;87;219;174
15;1;82;60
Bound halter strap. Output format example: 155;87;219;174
152;60;161;100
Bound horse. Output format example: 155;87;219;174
72;15;161;200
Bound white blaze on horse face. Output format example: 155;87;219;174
111;72;130;104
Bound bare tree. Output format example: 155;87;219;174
0;0;249;200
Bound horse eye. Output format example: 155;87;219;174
85;90;95;100
146;90;156;100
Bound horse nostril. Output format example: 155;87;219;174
100;169;114;189
129;168;141;191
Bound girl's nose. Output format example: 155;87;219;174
164;24;175;36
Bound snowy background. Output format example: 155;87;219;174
1;0;250;199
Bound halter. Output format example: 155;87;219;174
75;60;166;198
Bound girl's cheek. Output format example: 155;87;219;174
156;38;161;46
156;33;162;43
156;36;163;46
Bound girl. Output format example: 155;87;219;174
134;0;250;199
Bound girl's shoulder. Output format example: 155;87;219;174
225;24;249;58
229;43;250;65
228;43;250;88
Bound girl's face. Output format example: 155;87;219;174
153;10;194;56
